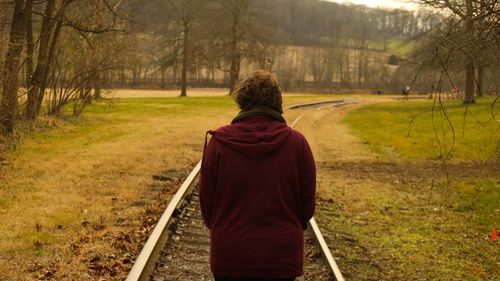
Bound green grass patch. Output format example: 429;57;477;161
85;96;236;117
455;180;500;230
385;38;417;57
12;97;238;156
19;231;56;255
366;37;417;57
49;210;82;229
345;97;500;160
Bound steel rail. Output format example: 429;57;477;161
126;99;358;281
289;108;348;281
285;99;347;110
126;160;202;281
308;218;345;281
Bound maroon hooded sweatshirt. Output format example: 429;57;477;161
199;110;316;278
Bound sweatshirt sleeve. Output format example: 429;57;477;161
199;136;217;228
300;137;316;229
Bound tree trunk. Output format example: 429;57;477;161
357;55;363;86
120;68;126;87
132;66;139;88
180;25;188;97
344;54;351;87
172;55;178;85
35;3;66;115
0;0;29;133
228;0;248;95
25;0;55;120
160;66;166;89
24;0;34;89
94;74;102;99
463;0;475;104
464;59;475;103
477;62;484;97
229;34;241;94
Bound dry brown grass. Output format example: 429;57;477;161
5;91;489;280
0;90;341;280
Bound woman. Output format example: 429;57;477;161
199;71;316;281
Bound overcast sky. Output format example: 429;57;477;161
326;0;418;10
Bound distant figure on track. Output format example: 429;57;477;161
402;85;411;96
199;71;316;281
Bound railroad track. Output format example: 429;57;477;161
126;99;361;281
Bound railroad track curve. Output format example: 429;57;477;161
127;99;361;281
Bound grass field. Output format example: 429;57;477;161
0;92;343;280
344;97;500;160
1;95;234;280
336;97;500;279
0;92;498;280
343;96;500;231
372;37;417;57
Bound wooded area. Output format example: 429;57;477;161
0;0;498;134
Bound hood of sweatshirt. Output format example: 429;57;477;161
208;108;291;159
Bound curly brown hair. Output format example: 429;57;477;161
233;71;283;114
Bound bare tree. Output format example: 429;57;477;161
25;0;63;120
24;0;34;91
44;0;133;114
164;0;204;96
0;0;32;133
215;0;250;94
417;0;498;103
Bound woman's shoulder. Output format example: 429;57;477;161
287;128;310;144
288;127;306;138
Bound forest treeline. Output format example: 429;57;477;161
0;0;498;134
